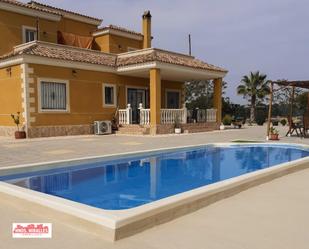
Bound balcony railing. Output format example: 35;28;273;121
118;104;132;125
160;105;187;124
118;103;217;125
140;105;150;125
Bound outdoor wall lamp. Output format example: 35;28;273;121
6;67;12;77
72;69;77;77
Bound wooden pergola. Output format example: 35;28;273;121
266;80;309;139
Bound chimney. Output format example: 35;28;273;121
142;10;152;49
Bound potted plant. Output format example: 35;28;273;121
174;115;181;134
222;114;232;126
280;119;287;126
111;115;118;132
220;123;225;130
269;127;279;140
11;112;26;139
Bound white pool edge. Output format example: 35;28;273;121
0;142;308;241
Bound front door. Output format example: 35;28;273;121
127;88;148;124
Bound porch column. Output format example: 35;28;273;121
150;68;161;134
213;78;222;125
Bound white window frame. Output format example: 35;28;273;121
165;89;181;109
103;83;117;108
125;85;148;106
22;25;38;43
38;78;70;113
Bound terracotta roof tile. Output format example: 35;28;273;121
0;0;60;15
1;42;116;67
0;41;227;73
28;1;102;23
117;49;228;72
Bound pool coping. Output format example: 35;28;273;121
0;142;308;241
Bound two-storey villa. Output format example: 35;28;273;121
0;0;227;137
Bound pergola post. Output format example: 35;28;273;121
286;86;295;136
150;68;161;134
266;81;274;140
213;78;222;126
307;92;309;113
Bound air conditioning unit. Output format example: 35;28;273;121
94;121;112;135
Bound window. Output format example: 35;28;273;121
103;83;116;107
22;26;37;43
39;79;69;112
166;90;180;109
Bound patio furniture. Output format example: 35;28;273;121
232;117;243;129
286;118;303;137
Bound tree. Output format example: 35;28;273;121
237;71;270;123
273;83;305;116
185;80;227;109
295;91;308;115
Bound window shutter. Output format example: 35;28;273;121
41;82;67;110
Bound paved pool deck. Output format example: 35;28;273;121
0;125;308;167
0;125;309;249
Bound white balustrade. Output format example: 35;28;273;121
118;104;132;125
139;103;150;125
140;109;150;125
160;105;187;124
119;104;217;126
206;108;217;122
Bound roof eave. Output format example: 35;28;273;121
0;1;61;21
0;54;117;73
117;61;228;81
58;12;102;26
28;1;102;26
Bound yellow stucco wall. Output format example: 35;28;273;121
0;7;144;56
93;34;143;53
213;78;222;124
0;10;97;56
0;9;58;55
142;15;151;48
92;35;109;52
28;64;183;126
0;65;24;126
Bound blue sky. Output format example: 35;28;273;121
25;0;309;103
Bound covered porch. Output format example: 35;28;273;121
116;49;227;134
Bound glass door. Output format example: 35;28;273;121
127;88;147;124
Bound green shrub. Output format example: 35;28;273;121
280;119;287;126
222;115;232;125
255;110;266;126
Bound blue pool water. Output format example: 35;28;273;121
1;144;308;210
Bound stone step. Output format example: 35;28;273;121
117;125;150;135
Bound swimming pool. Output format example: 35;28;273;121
1;144;309;210
0;143;308;240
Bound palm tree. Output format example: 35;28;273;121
237;71;270;123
